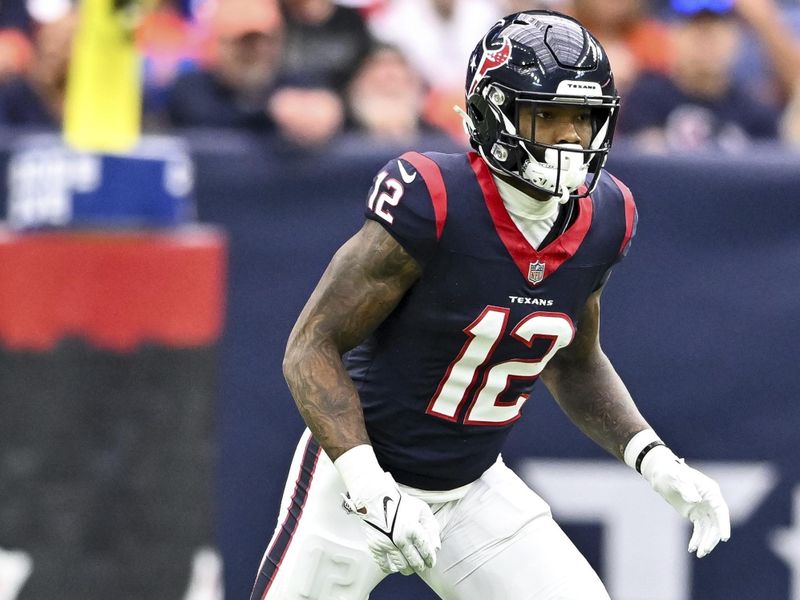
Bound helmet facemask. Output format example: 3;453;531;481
463;80;619;202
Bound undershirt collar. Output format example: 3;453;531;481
492;175;560;221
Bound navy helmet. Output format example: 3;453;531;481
461;11;619;200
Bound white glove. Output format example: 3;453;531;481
625;430;731;558
335;446;441;575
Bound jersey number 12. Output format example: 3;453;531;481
426;307;575;425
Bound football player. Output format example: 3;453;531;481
250;10;731;600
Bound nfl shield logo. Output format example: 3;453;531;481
528;260;545;285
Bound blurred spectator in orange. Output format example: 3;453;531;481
345;43;444;142
0;28;33;83
136;0;204;127
167;0;344;148
367;0;502;143
280;0;374;92
618;1;784;152
567;0;672;94
0;8;76;127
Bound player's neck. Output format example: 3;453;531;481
492;174;559;221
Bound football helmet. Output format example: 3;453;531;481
460;11;619;201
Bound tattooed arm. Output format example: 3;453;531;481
283;220;443;574
540;288;651;459
282;220;421;462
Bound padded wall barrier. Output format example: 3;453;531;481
0;226;226;599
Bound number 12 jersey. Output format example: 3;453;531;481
345;151;636;490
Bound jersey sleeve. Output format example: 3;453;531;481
594;173;638;291
364;152;448;268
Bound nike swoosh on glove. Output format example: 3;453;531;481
641;445;731;558
342;471;441;575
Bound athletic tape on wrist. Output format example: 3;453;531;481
333;444;385;500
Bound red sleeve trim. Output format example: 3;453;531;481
608;173;636;255
399;151;448;241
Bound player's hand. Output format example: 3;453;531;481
342;471;441;575
641;446;731;558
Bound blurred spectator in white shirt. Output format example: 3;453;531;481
367;0;502;142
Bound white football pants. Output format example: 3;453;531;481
250;429;610;600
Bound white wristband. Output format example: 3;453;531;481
333;444;386;500
623;429;665;473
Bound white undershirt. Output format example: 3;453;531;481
492;175;560;250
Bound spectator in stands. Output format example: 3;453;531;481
617;0;785;152
167;0;285;132
727;0;800;110
0;28;33;83
567;0;672;95
267;85;344;148
367;0;502;142
0;9;75;127
345;43;442;142
263;0;370;147
0;0;38;81
168;0;344;148
136;0;204;127
279;0;374;92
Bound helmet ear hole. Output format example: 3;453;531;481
467;93;496;147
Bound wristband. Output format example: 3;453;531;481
639;444;681;482
623;429;665;474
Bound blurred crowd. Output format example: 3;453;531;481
1;0;800;153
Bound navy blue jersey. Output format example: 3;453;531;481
345;151;637;490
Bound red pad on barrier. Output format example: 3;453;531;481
0;226;227;351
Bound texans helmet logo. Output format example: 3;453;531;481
468;37;512;95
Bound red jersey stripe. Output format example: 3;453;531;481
467;152;593;286
400;151;448;241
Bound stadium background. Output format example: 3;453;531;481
2;129;798;600
1;1;799;599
